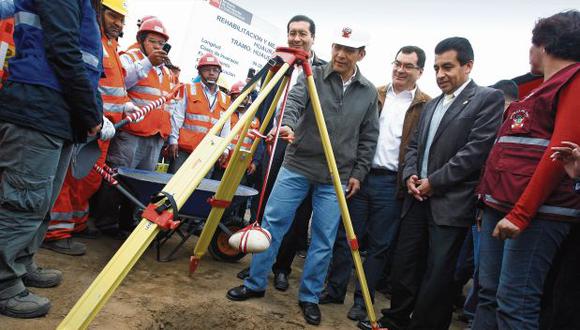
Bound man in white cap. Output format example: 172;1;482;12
226;25;379;326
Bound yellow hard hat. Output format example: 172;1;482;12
102;0;128;16
216;76;230;91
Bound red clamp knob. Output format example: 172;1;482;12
142;203;180;230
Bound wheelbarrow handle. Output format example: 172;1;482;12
113;83;184;130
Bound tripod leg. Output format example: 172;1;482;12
302;64;381;329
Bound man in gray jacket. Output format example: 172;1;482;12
226;26;379;326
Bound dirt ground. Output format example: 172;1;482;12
0;234;467;330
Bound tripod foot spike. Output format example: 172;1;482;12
189;256;200;276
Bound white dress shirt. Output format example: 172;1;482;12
372;84;416;171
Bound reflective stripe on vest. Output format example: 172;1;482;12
99;85;126;97
185;113;219;124
103;102;125;113
183;123;209;133
14;11;39;28
48;222;75;230
496;136;550;147
15;12;99;70
484;194;580;218
131;85;163;96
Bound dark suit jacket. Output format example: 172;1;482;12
401;80;504;227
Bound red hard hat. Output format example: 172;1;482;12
137;17;169;41
197;53;222;70
137;15;157;28
230;81;245;95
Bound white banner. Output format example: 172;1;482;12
121;0;284;87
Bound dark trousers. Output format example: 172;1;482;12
325;171;402;305
540;224;580;330
383;199;468;329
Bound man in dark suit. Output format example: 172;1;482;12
362;37;504;330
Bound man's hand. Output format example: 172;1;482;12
167;144;179;160
551;141;580;179
148;49;168;67
346;177;361;199
406;175;423;201
247;162;257;175
492;218;521;240
417;178;433;198
267;125;294;143
88;123;102;136
123;102;144;123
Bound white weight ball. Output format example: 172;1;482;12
228;224;272;253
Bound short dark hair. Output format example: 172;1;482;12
490;79;519;101
287;15;315;36
396;46;426;69
435;37;474;65
532;10;580;61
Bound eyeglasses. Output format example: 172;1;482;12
392;61;420;71
145;38;166;47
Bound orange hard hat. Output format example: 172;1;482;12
137;17;169;41
230;81;245;95
197;53;222;70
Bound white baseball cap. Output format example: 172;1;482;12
332;25;370;48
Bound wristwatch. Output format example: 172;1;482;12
574;179;580;194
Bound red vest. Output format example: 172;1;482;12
178;83;230;153
99;35;129;123
122;48;172;138
0;18;15;85
478;63;580;220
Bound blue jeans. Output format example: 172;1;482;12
244;167;342;303
473;207;571;330
325;171;402;306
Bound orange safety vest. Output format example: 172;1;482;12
99;35;129;123
178;82;230;153
0;18;15;85
122;48;172;138
222;111;260;168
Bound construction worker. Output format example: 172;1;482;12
168;53;231;174
0;0;103;318
42;0;134;255
0;17;14;85
93;16;172;237
213;81;262;218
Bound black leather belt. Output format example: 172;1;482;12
369;168;397;176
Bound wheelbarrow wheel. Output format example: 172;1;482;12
208;220;246;262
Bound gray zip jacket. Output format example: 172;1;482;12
281;62;379;184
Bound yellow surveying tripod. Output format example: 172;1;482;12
58;47;384;330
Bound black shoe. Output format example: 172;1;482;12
299;301;321;325
318;290;344;305
236;267;250;280
226;285;265;301
347;304;367;321
366;315;408;330
358;319;388;330
274;272;289;291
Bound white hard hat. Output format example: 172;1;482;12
332;25;370;48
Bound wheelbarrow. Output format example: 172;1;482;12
113;167;258;262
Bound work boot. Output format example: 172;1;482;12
23;267;63;288
347;304;367;321
0;290;51;318
41;238;86;256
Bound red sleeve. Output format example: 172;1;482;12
506;76;580;230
